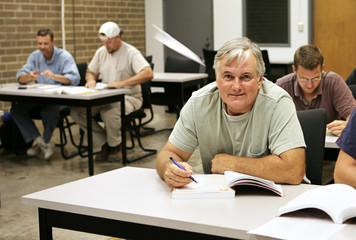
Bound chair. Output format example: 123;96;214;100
150;55;200;118
346;66;356;85
144;55;152;65
86;80;157;162
261;50;272;81
57;62;87;159
138;56;156;135
202;48;217;84
348;84;356;99
125;80;157;162
297;109;327;185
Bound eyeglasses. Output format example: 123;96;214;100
298;76;321;83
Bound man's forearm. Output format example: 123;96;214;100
211;148;305;184
51;74;71;84
119;67;153;87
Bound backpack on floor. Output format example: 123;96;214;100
0;118;33;155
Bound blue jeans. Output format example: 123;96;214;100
11;102;66;143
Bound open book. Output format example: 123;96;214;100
41;83;108;95
278;184;356;224
171;171;283;199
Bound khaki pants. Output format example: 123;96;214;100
70;95;141;147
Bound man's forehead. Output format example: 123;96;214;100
220;54;256;69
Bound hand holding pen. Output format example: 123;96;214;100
169;157;198;183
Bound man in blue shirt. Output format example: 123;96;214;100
334;107;356;188
11;29;80;160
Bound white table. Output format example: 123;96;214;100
153;72;208;83
151;72;208;117
22;166;356;240
0;83;130;175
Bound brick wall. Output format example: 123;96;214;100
0;0;146;111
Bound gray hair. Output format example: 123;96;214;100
213;37;265;78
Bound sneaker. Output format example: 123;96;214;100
94;143;109;162
40;140;55;160
107;144;122;162
26;144;41;157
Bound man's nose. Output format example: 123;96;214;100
306;80;314;87
232;79;242;90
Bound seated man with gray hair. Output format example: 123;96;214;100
156;37;306;188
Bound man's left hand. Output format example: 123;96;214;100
42;70;55;79
106;81;125;89
211;153;235;174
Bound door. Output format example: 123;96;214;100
314;0;356;80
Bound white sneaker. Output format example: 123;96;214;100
40;140;55;160
26;144;41;157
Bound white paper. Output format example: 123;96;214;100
95;82;107;90
224;171;284;196
171;174;235;199
249;215;345;240
152;24;205;67
278;184;356;224
43;86;97;95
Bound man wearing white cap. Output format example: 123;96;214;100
71;22;153;162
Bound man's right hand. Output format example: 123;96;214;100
164;161;194;188
19;70;40;84
85;79;97;89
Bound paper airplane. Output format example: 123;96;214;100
152;24;205;67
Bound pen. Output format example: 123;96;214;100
169;156;198;183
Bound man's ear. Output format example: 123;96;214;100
292;65;297;74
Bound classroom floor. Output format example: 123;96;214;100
0;105;335;240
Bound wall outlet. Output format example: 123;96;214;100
298;22;304;32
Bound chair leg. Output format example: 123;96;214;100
76;128;100;158
58;117;93;159
58;117;81;159
124;118;157;163
126;124;136;150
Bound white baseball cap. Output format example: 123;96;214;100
99;22;121;39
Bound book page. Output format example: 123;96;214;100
278;184;356;224
95;82;107;90
43;86;97;95
171;174;235;199
224;171;283;196
249;213;345;240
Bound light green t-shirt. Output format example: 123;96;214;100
169;79;306;174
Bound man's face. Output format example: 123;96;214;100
216;53;263;116
100;34;121;54
37;35;54;59
294;65;322;96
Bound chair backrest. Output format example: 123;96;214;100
164;56;200;73
348;84;356;99
76;62;87;86
203;48;217;83
297;109;327;185
144;55;153;64
140;80;152;110
261;50;272;81
346;66;356;85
